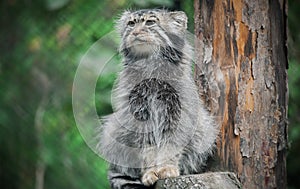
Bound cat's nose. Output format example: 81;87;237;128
132;31;140;36
132;28;146;36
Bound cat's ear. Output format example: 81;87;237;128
169;11;188;30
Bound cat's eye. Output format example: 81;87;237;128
145;20;156;26
127;21;135;27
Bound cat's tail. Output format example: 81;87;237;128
108;170;152;189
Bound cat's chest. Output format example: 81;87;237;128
115;62;187;115
124;59;182;83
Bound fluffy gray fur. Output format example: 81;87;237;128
98;9;218;189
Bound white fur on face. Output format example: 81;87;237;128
130;43;157;55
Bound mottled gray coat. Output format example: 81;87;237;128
98;9;218;189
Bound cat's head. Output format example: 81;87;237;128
116;9;188;58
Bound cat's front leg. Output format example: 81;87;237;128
141;146;181;186
141;168;159;186
141;165;180;186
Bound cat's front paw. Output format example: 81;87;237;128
142;166;180;186
141;169;159;186
157;165;179;179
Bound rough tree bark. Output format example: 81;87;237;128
155;172;241;189
193;0;288;188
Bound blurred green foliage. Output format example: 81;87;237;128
287;0;300;188
0;0;299;189
0;0;116;188
0;0;193;189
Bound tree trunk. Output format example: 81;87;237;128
194;0;288;188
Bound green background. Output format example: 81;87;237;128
0;0;299;188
